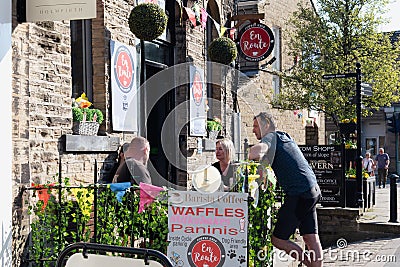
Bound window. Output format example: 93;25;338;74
71;19;93;100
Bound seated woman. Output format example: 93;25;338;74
112;136;152;185
212;138;236;191
102;142;129;183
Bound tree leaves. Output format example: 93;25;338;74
275;0;400;121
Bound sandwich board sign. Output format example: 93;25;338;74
167;191;248;267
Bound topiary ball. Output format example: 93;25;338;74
208;37;238;65
128;3;168;41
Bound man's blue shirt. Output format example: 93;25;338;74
261;131;317;195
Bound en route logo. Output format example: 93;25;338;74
187;235;226;267
239;23;275;62
191;70;204;106
114;45;134;93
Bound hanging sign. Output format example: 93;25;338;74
238;23;274;62
110;40;138;131
189;65;207;137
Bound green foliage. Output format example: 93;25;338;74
28;180;169;266
273;0;400;121
207;119;222;131
208;37;238;65
88;109;104;124
236;162;278;267
72;107;104;124
72;107;84;122
129;3;168;41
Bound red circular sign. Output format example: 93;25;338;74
239;23;275;62
188;235;225;267
191;70;203;106
114;46;134;93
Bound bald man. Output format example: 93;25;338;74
112;136;152;185
249;112;322;267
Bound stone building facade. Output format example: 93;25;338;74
10;0;324;265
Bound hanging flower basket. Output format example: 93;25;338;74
128;3;168;41
208;37;238;65
339;122;356;135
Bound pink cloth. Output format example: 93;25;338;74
184;7;197;27
201;8;207;28
138;182;164;213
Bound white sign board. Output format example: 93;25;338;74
26;0;97;22
110;39;138;131
189;65;207;137
167;191;248;267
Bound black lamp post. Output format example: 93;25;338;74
355;62;363;208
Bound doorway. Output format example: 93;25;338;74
145;63;176;186
365;137;378;156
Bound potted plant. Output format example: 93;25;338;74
72;93;104;135
128;3;168;41
207;117;222;140
207;37;238;65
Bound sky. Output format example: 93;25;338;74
379;0;400;32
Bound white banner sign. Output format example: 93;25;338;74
167;191;248;267
189;65;207;137
111;40;138;131
26;0;96;22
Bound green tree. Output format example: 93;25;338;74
273;0;400;123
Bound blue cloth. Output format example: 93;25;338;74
109;182;131;202
261;131;317;195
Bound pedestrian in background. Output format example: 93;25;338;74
375;148;390;188
249;112;322;267
362;152;375;177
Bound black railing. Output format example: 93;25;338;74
23;183;169;266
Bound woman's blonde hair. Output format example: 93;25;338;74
216;138;235;162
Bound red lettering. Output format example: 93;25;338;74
235;208;245;217
171;224;182;232
196;207;204;216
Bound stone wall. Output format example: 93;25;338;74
10;0;133;264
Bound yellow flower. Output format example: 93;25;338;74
248;174;260;183
75;93;92;108
76;93;89;102
340;118;357;123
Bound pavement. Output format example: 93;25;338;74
274;181;400;266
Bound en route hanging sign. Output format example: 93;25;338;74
238;23;274;62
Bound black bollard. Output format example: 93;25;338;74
388;174;399;223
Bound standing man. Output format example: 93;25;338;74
375;148;390;188
248;112;322;267
113;136;152;185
